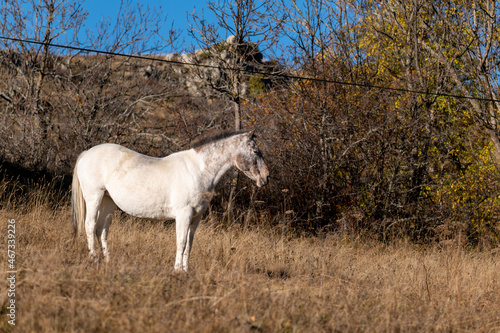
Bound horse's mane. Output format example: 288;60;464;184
190;129;249;149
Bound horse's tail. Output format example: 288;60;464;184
71;152;86;237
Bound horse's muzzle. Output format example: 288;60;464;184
256;175;270;187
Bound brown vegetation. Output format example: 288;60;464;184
1;181;500;332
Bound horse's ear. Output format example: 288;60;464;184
247;128;256;139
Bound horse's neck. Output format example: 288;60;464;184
196;142;237;190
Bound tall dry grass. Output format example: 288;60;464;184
1;180;500;332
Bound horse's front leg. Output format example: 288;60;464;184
174;208;194;271
182;215;202;271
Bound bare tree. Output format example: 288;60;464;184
187;0;279;129
0;0;178;174
266;0;370;217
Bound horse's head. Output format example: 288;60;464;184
235;130;269;187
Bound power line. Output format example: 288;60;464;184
1;35;499;103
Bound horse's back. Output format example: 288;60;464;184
76;144;152;191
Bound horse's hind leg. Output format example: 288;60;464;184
96;195;116;262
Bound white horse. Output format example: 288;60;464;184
71;130;269;271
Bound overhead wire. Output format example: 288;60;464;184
1;35;499;103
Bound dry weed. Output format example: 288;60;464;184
1;204;500;332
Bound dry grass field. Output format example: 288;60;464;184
1;186;500;332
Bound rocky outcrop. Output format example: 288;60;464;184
161;35;279;100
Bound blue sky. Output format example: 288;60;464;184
81;0;216;51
